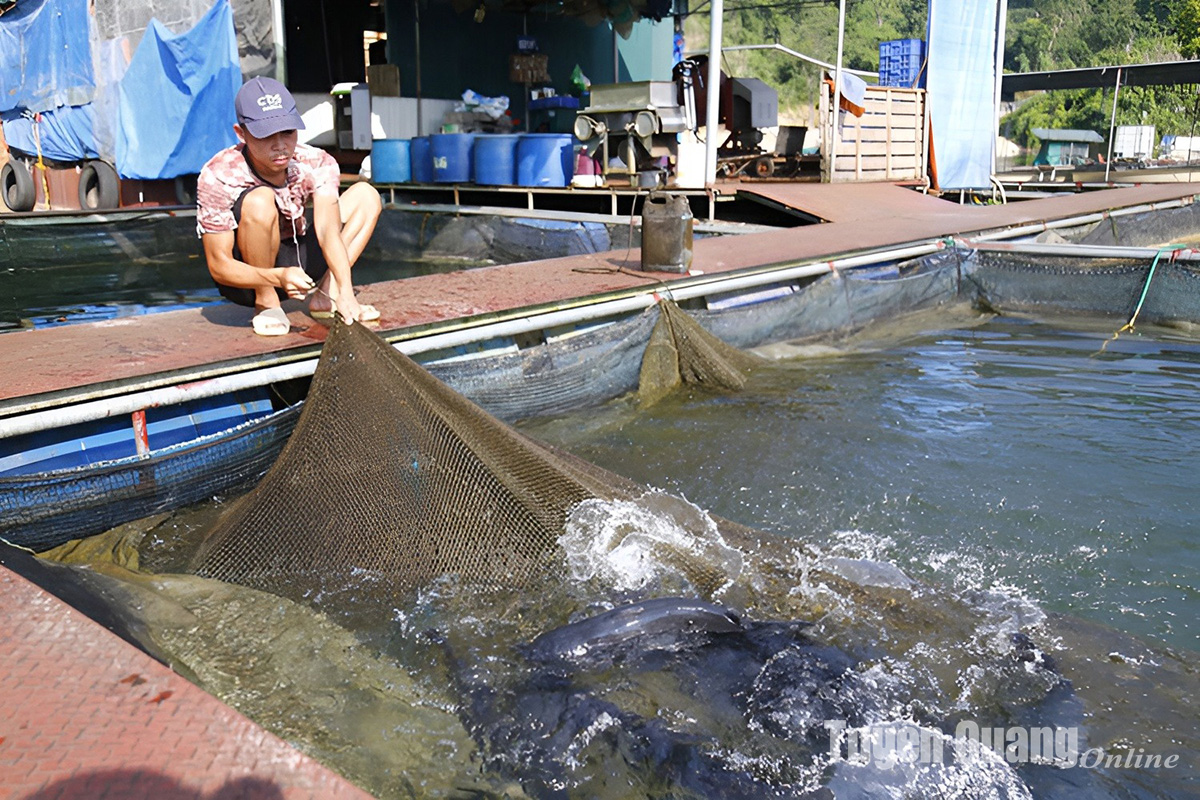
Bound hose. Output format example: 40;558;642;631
1098;244;1186;353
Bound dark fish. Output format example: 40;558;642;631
523;596;745;669
445;597;847;798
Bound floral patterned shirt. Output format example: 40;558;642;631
195;142;340;238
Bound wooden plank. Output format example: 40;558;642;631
832;151;922;165
842;141;924;158
885;88;894;180
846;127;920;144
822;80;928;183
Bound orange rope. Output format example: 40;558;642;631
31;114;50;210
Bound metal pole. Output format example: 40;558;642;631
613;27;619;81
1187;87;1199;180
703;0;724;185
828;0;846;183
270;0;287;82
415;0;423;136
1105;67;1121;182
992;0;1008;177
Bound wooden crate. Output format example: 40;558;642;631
820;82;927;183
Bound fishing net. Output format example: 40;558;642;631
188;302;760;600
639;300;763;407
966;250;1200;323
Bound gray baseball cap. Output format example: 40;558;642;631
235;77;305;138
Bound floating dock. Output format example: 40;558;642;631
0;547;372;798
1;180;1198;796
3;182;1196;415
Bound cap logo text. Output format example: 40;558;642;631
257;94;284;113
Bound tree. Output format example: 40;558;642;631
1171;0;1200;56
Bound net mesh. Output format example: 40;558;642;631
189;302;757;599
967;251;1200;323
639;300;764;407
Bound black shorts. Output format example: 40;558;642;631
214;188;329;308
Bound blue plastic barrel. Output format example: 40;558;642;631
517;134;575;187
371;139;411;183
410;136;433;183
431;133;474;183
473;134;521;186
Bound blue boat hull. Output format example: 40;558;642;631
0;405;300;551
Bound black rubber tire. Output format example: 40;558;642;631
78;159;119;210
753;156;775;178
174;174;198;205
2;160;35;212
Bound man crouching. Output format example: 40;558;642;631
196;76;381;336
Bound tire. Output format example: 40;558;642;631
174;174;198;205
753;156;775;178
78;160;119;210
2;160;35;212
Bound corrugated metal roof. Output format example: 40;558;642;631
1032;128;1105;143
1002;60;1200;97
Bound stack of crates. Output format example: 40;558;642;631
878;39;926;88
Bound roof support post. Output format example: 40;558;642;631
270;0;286;82
703;0;724;185
992;0;1008;178
829;0;846;184
415;0;424;136
1105;67;1122;183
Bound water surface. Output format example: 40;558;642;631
43;307;1200;799
523;310;1200;655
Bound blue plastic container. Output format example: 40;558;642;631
516;133;574;187
371;139;412;183
410;136;433;183
431;133;474;183
878;38;925;88
473;134;521;185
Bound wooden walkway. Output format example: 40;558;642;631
734;181;961;222
2;182;1195;410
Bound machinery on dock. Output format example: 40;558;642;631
571;60;811;186
573;81;690;186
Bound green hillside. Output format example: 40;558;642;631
683;0;1196;146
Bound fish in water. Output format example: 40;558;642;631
522;596;746;669
444;596;857;799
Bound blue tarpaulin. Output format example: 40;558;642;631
926;0;999;190
116;0;240;179
2;105;99;161
0;0;94;114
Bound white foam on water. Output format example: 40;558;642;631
562;710;621;770
823;529;1050;647
558;490;744;592
824;724;1034;800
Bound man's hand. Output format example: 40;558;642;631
279;266;316;300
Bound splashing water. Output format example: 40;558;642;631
558;490;744;592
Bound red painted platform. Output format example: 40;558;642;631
0;565;374;800
0;183;1194;408
0;181;1197;798
733;181;963;222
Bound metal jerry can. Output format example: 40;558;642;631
640;192;694;273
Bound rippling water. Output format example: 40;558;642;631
46;307;1200;799
522;310;1200;657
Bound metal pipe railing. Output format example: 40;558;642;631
0;240;946;439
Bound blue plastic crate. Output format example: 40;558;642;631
528;95;581;110
877;39;925;88
880;38;923;59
